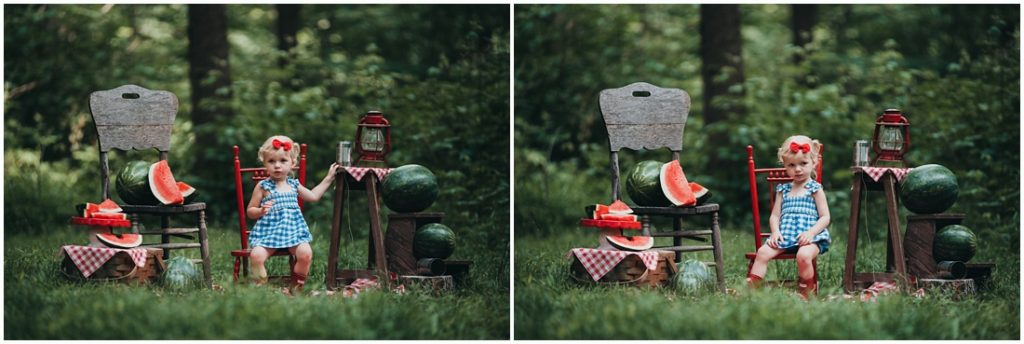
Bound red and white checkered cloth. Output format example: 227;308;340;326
61;245;148;278
342;167;392;182
570;248;660;281
856;166;913;182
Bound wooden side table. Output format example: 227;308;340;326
325;168;390;290
843;167;909;292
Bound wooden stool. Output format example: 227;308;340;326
843;168;909;292
384;212;444;275
326;168;389;290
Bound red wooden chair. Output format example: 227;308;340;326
230;144;308;282
744;144;824;289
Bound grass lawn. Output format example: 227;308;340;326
5;219;509;339
514;228;1019;339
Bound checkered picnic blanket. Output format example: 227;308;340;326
856;166;913;182
61;245;148;278
569;248;660;281
342;167;392;182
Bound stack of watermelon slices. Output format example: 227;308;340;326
592;200;654;251
78;199;142;249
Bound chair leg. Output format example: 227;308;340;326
710;211;726;293
233;257;240;282
197;210;213;289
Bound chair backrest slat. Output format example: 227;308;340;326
232;144;308;250
599;82;690;201
747;144;825;250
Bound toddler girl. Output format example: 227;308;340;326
747;135;831;300
247;135;340;294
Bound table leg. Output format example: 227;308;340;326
366;175;390;286
326;175;346;290
882;174;908;285
843;176;863;293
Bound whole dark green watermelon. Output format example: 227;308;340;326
933;224;977;262
382;164;439;213
899;164;959;214
413;223;456;259
116;160;160;205
163;256;200;290
626;160;670;206
675;259;714;294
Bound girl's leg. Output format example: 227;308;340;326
286;243;313;294
796;244;821;299
748;245;785;288
249;246;276;285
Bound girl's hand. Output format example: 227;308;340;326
261;200;274;216
767;232;782;248
797;231;814;246
325;162;341;183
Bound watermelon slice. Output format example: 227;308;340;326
689;182;712;205
91;212;128;220
178;181;197;203
83;202;101;217
606;235;654;251
608;200;633;214
149;160;184;205
661;160;696;206
97;198;123;213
592;204;610;219
96;233;143;248
599;213;638;222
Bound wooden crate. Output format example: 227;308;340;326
570;250;677;288
62;248;165;284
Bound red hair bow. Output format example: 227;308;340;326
790;142;811;153
272;139;292;151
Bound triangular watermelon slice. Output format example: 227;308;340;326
91;212;128;220
97;198;123;213
149;160;184;205
96;233;143;248
83;202;100;217
608;200;633;214
592;204;610;219
661;160;696;206
599;213;638;222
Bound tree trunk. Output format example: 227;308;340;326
187;4;232;188
276;4;301;68
699;4;745;172
791;4;817;65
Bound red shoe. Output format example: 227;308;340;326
746;273;764;289
798;278;818;300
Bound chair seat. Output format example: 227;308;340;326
745;251;799;260
230;248;293;257
121;202;207;213
631;203;720;215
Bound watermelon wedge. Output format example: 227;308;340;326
600;213;638;222
606;235;654;251
661;160;696;206
608;200;633;214
97;198;123;213
149;160;184;205
91;212;128;220
177;181;197;203
83;202;101;217
96;233;143;248
689;182;712;205
592;204;610;219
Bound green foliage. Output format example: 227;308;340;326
515;232;1019;339
515;4;1019;236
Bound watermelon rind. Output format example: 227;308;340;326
413;223;456;259
933;224;977;262
606;235;653;251
626;160;671;207
163;256;200;290
117;160;160;205
96;233;143;248
149;161;184;205
675;259;714;294
660;160;696;206
899;164;959;214
382;164;439;213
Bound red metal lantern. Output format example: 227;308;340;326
354;110;391;166
871;108;910;166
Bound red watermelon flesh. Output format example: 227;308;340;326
661;160;696;206
91;212;128;220
97;198;123;213
177;182;195;198
608;200;633;214
83;202;100;217
149;160;184;205
606;235;654;251
592;204;610;219
600;213;638;222
96;233;143;248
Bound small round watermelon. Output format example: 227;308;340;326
163;256;199;290
900;164;959;214
382;164;439;213
675;259;714;294
413;223;456;259
625;160;670;206
933;224;977;262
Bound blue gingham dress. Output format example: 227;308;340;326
248;178;312;249
772;180;830;253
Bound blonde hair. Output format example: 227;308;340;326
777;135;822;165
257;135;299;163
